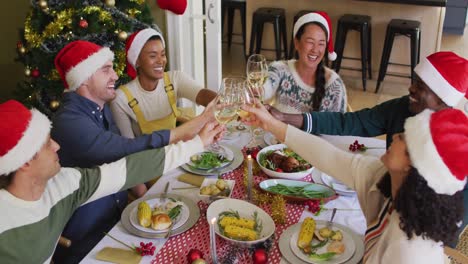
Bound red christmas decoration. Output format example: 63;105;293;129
252;248;268;264
16;41;23;49
187;249;204;263
31;68;40;78
156;0;187;15
79;19;88;28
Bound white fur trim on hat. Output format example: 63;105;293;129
293;13;330;41
127;28;165;69
404;109;467;195
65;47;114;92
0;109;51;175
414;58;465;107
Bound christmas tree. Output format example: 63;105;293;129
14;0;159;116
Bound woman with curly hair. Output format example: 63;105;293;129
263;11;347;115
242;103;467;263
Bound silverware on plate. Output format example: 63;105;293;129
161;182;170;202
327;208;337;228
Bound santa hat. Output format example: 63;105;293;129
414;51;468;107
126;28;165;79
0;100;51;176
293;11;337;61
404;108;468;195
55;40;114;92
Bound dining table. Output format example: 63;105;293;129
82;124;386;264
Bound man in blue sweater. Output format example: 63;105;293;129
51;41;216;263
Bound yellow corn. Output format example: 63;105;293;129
297;217;316;249
137;201;152;227
219;216;255;230
224;225;257;241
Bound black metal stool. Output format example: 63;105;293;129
375;19;421;93
221;0;246;50
332;14;372;91
288;10;315;59
249;7;288;60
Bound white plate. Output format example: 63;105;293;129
181;145;243;176
263;132;280;146
289;221;356;264
206;198;275;247
320;173;356;196
187;147;234;171
129;198;189;233
279;222;364;264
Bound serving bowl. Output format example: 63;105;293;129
256;144;314;180
259;179;337;203
206;198;275;247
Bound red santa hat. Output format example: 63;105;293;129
0;100;51;176
126;28;166;79
414;51;468;107
54;40;114;92
404;108;468;195
293;11;337;61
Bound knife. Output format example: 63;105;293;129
161;182;170;202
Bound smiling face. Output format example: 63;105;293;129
408;75;448;114
136;39;167;81
294;23;327;69
81;60;118;107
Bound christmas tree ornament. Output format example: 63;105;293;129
118;31;128;41
157;0;187;15
38;0;48;9
191;259;206;264
105;0;115;7
19;46;26;54
16;41;23;49
79;19;88;28
31;68;40;78
24;68;31;77
49;100;60;111
252;248;268;264
187;249;204;263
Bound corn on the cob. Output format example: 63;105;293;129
137;201;152;227
224;225;257;241
297;217;316;249
219;216;255;229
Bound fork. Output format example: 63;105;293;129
327;208;337;229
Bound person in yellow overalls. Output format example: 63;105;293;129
110;28;218;197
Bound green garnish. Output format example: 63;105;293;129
191;152;229;169
168;205;182;220
266;184;329;199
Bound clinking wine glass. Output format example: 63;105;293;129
236;82;258;147
246;54;268;103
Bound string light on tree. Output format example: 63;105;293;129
24;67;31;77
19;46;26;54
105;0;115;7
38;0;48;9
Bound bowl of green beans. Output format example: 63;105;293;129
259;179;338;202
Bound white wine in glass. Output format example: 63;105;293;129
246;54;268;102
214;107;237;124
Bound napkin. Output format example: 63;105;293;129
177;173;205;187
95;247;142;264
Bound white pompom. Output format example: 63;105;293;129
328;51;337;61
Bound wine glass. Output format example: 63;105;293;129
236;81;258;147
246;54;268;103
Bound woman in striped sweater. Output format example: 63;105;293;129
242;102;467;264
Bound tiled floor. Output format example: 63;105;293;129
222;27;468;112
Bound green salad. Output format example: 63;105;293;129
190;152;230;169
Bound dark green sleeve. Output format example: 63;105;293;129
308;96;409;137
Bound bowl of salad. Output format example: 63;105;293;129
256;144;314;180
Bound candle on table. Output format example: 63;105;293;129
247;154;253;202
210;217;218;264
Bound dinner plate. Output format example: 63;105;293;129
263;132;280;146
186;147;234;171
311;169;355;196
258;179;337;203
320;173;356;196
180;145;243;176
129;198;189;233
121;194;199;238
289;221;356;264
279;222;364;264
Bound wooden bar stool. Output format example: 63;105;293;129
332;14;372;91
249;7;288;60
375;19;421;93
221;0;246;51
